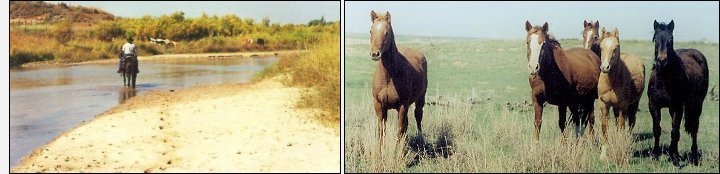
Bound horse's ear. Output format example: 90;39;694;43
594;21;599;28
653;20;660;31
613;28;619;37
385;11;391;23
668;20;674;32
583;20;589;27
601;27;607;35
542;22;549;33
525;21;532;32
370;10;378;22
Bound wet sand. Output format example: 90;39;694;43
10;77;340;172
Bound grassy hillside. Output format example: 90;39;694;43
9;1;339;67
344;34;719;172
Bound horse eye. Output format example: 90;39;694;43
385;31;388;35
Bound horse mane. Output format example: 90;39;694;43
545;33;561;48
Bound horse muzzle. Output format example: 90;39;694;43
370;51;382;61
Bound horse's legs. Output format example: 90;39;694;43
558;105;567;136
131;73;137;88
669;105;684;166
649;102;663;160
617;108;626;131
374;103;387;150
396;104;409;146
685;102;702;166
627;102;639;133
414;96;425;144
532;97;544;142
599;101;610;158
586;101;596;138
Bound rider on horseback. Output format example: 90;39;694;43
118;37;138;73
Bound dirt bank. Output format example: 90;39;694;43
10;77;339;172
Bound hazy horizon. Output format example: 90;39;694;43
46;1;340;24
346;1;719;43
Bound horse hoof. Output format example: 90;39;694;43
669;154;681;166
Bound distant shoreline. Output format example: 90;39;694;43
15;50;308;69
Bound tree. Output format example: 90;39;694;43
308;16;327;26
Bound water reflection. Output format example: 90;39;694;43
9;56;279;167
118;87;137;104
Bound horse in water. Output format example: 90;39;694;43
369;10;428;149
596;27;646;158
122;56;138;88
648;20;708;166
582;20;601;57
525;21;600;141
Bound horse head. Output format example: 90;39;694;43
370;10;395;61
525;21;549;75
599;27;621;73
653;20;675;68
582;20;600;50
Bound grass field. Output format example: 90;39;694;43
344;34;719;172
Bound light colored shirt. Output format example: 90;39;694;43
122;43;137;55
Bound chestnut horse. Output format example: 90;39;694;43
596;27;646;158
369;10;428;148
582;20;601;57
648;20;708;166
525;21;600;140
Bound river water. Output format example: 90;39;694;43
9;56;278;167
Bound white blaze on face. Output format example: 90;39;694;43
528;34;543;73
584;30;593;49
600;38;616;70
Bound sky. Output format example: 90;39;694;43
46;1;340;25
346;1;719;43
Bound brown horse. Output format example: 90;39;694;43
582;20;601;57
525;21;600;140
648;20;708;166
122;56;138;88
369;10;428;148
596;27;646;158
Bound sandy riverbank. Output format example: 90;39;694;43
10;77;339;172
18;50;308;68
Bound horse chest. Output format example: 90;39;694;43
374;81;402;108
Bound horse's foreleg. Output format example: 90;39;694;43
649;102;663;160
599;101;610;154
374;103;387;151
617;108;626;131
669;105;684;166
558;105;567;136
396;104;409;146
414;96;425;144
532;97;544;142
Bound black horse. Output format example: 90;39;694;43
121;55;139;88
648;20;709;166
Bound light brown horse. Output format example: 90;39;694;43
596;27;646;158
582;20;601;57
369;10;428;148
525;21;600;140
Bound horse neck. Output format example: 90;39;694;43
655;49;684;79
540;43;571;77
591;44;601;57
379;39;401;75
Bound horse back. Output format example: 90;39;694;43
563;48;600;97
677;48;709;98
398;47;428;74
619;53;646;96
